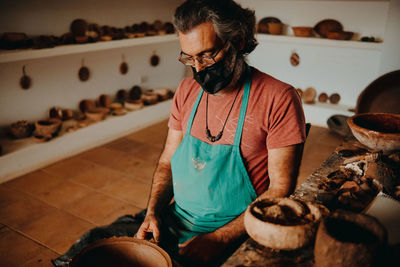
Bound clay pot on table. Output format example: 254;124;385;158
314;210;387;267
124;99;144;111
85;107;109;122
244;197;329;250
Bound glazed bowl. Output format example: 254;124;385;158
70;237;172;267
347;113;400;151
244;197;329;250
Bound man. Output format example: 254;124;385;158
137;0;306;265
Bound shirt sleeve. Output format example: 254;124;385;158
167;79;187;131
266;86;306;149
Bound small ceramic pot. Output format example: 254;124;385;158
292;27;313;37
34;118;62;139
124;99;144;111
85;107;109;122
10;120;33;139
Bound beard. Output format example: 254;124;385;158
222;46;247;93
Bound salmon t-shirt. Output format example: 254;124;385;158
168;67;306;195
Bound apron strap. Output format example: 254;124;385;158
233;66;251;147
186;65;252;142
186;88;204;135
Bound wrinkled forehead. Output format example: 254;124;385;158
178;22;221;56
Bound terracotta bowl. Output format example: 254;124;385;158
125;99;144;111
142;91;159;105
314;19;343;38
347;113;400;151
10;120;33;139
34;119;62;138
70;237;172;267
85;107;109;122
314;210;387;267
244;197;329;250
292;26;313;37
326;31;354;40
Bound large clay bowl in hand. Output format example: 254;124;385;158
70;237;172;267
347;113;400;151
244;197;329;250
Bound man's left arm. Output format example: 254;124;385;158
178;143;304;263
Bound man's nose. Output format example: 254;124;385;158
193;59;205;72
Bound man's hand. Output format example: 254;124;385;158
178;232;228;264
136;214;162;244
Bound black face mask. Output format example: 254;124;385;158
191;57;234;95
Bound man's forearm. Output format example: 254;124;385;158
146;161;174;215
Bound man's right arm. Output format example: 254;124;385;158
136;128;183;243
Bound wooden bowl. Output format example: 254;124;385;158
244;197;329;250
314;210;387;267
70;237;172;267
347;113;400;151
292;26;313;37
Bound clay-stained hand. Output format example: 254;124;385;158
178;232;228;264
136;214;161;244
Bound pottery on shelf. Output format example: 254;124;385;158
9;120;34;139
85;107;109;122
124;99;144;111
34;118;62;140
292;26;313;37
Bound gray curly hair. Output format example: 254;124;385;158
173;0;258;56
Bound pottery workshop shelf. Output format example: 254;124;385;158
256;34;382;51
0;34;178;64
0;99;172;183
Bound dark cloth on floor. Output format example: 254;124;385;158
51;211;146;267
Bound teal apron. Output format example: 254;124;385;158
170;67;257;244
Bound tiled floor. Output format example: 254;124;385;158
0;120;342;266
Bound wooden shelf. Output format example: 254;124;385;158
0;99;172;183
0;34;178;63
256;34;382;50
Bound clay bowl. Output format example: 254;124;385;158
142;91;159;105
70;237;172;267
314;210;387;267
85;107;109;122
125;99;144;111
326;31;354;40
244;197;329;250
347;113;400;151
9;120;33;139
292;26;313;37
314;19;343;38
34;119;62;138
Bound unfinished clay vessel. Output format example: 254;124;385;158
70;237;172;267
34;119;62;139
314;210;387;267
244;197;329;250
9;120;33;139
347;113;400;151
85;107;109;122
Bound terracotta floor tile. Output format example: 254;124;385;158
99;177;151;209
0;226;58;267
35;180;95;209
43;157;97;180
3;170;64;196
0;186;56;230
20;208;94;254
106;138;163;164
70;164;127;190
63;191;141;226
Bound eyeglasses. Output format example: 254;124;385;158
178;41;227;67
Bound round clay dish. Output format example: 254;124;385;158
70;237;172;267
119;62;128;74
318;93;329;103
303;87;317;103
79;66;90;81
329;93;341;104
314;19;343;38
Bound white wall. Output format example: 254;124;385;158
0;0;185;128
